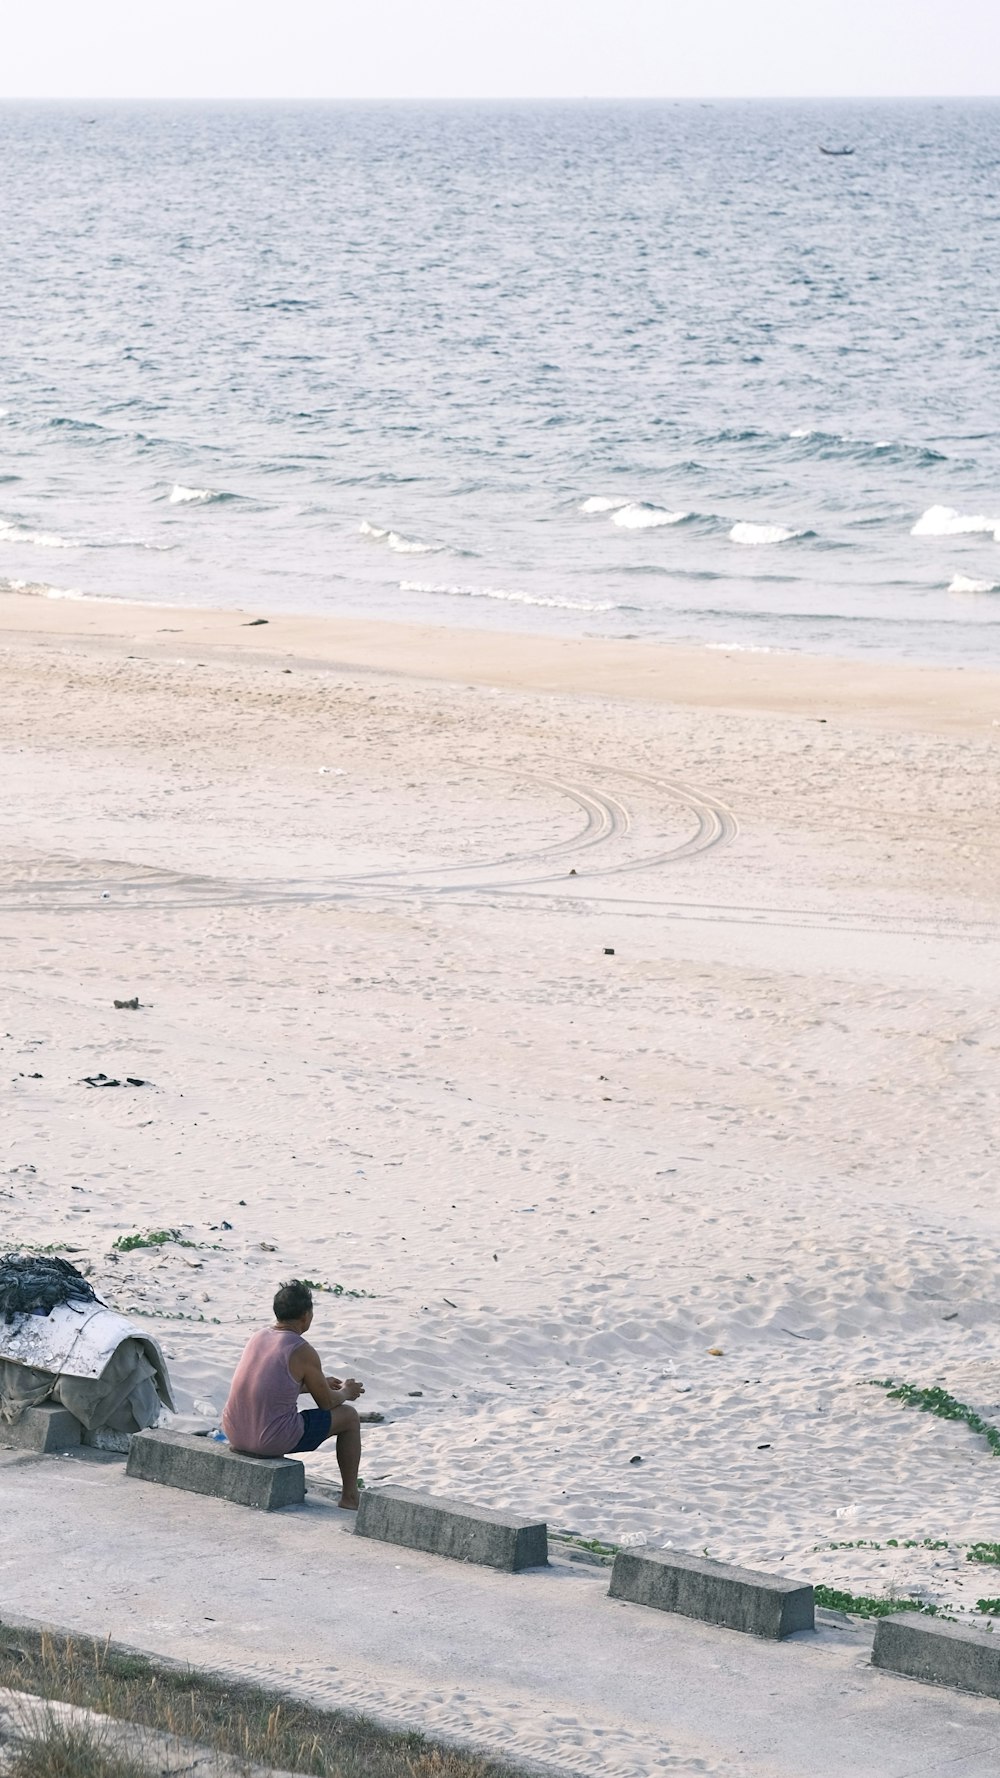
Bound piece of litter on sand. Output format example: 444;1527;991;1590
619;1531;647;1548
259;1242;277;1252
673;1381;692;1392
604;947;615;956
80;1072;150;1088
113;997;140;1010
407;1390;423;1397
707;1346;724;1357
629;1454;643;1464
243;617;268;626
442;1297;457;1308
757;1443;771;1450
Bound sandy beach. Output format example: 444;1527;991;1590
3;588;1000;1619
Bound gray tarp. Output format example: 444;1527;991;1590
0;1301;174;1434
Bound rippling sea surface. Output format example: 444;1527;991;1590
2;100;999;661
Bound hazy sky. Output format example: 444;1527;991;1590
3;0;999;101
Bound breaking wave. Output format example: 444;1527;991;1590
0;576;84;598
360;519;439;555
579;497;688;527
729;521;808;545
788;429;946;466
399;579;624;613
168;484;233;505
912;505;1000;539
0;518;75;549
948;573;999;594
611;502;689;530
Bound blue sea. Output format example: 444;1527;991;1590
1;99;999;662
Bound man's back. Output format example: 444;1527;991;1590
222;1326;306;1456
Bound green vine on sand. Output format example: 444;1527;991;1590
967;1543;1000;1567
870;1380;1000;1457
813;1585;941;1619
300;1278;375;1300
113;1228;196;1253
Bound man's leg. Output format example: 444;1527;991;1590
325;1404;362;1509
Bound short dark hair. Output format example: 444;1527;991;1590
273;1279;313;1323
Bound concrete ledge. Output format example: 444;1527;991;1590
355;1484;548;1571
608;1547;814;1639
872;1612;1000;1699
0;1405;82;1453
126;1429;305;1510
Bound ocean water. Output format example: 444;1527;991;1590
1;99;999;662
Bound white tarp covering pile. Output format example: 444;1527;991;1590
0;1299;174;1434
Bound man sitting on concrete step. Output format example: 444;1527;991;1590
222;1278;364;1508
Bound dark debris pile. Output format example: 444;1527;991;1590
0;1252;98;1324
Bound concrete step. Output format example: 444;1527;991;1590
355;1483;548;1570
126;1429;305;1510
608;1546;814;1639
0;1405;82;1454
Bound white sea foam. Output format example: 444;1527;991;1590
0;577;84;599
360;520;438;554
169;484;226;505
788;427;814;440
579;496;631;514
912;505;1000;539
948;573;999;595
611;502;688;530
705;641;775;653
0;518;75;549
729;521;803;545
399;579;619;613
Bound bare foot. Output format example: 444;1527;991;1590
339;1492;360;1511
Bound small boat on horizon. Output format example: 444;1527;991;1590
819;145;855;157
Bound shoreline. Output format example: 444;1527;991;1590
1;589;999;733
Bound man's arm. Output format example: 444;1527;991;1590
294;1343;364;1412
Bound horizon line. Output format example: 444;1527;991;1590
1;92;999;104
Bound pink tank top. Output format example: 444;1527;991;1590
222;1328;307;1457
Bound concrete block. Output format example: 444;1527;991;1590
0;1405;82;1453
355;1484;548;1571
126;1429;305;1510
872;1612;1000;1699
608;1547;814;1639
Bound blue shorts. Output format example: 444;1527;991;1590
290;1408;332;1453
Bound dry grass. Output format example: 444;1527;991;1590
0;1627;544;1778
5;1712;151;1778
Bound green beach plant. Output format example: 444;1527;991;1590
967;1543;1000;1567
112;1230;195;1253
870;1380;1000;1456
813;1585;941;1619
